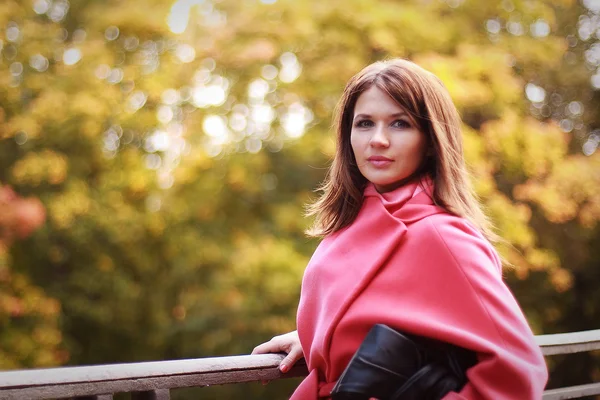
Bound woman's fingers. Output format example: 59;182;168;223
251;340;280;355
251;331;303;377
252;342;274;354
253;340;287;385
252;333;294;355
279;345;303;373
251;344;267;355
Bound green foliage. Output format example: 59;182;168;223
1;0;599;396
0;184;62;369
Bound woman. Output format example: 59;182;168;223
252;59;548;399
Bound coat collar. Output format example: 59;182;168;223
362;175;440;225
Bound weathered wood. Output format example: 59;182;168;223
542;382;600;399
0;328;599;399
535;329;600;356
131;389;170;400
0;355;307;400
0;354;285;387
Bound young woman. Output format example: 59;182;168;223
252;59;548;399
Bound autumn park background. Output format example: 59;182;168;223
0;0;599;398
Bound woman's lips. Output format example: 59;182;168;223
367;156;393;168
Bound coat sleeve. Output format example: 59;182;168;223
417;216;548;400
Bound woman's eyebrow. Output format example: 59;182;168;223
353;112;408;120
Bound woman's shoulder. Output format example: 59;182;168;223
409;211;479;236
408;212;501;270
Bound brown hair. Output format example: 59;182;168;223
306;58;499;245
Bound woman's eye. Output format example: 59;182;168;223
355;120;374;128
392;119;410;128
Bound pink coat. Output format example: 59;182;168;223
291;179;548;399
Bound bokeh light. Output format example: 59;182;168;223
127;91;148;113
6;22;20;43
530;19;550;38
279;52;301;83
30;54;49;72
105;26;120;41
62;48;81;66
33;0;50;15
525;83;546;103
47;0;69;23
168;0;215;34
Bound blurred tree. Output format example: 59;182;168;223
0;0;598;397
0;184;64;369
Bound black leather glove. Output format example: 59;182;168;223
330;324;476;400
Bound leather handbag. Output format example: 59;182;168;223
330;324;477;400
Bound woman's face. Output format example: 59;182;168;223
350;85;429;193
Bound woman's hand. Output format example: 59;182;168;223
252;330;304;374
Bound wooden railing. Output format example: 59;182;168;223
535;329;600;400
0;329;598;400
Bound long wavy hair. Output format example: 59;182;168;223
306;58;498;245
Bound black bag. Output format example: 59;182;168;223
330;324;477;400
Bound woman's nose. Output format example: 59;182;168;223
369;125;390;147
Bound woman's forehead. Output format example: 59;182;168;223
353;86;408;115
